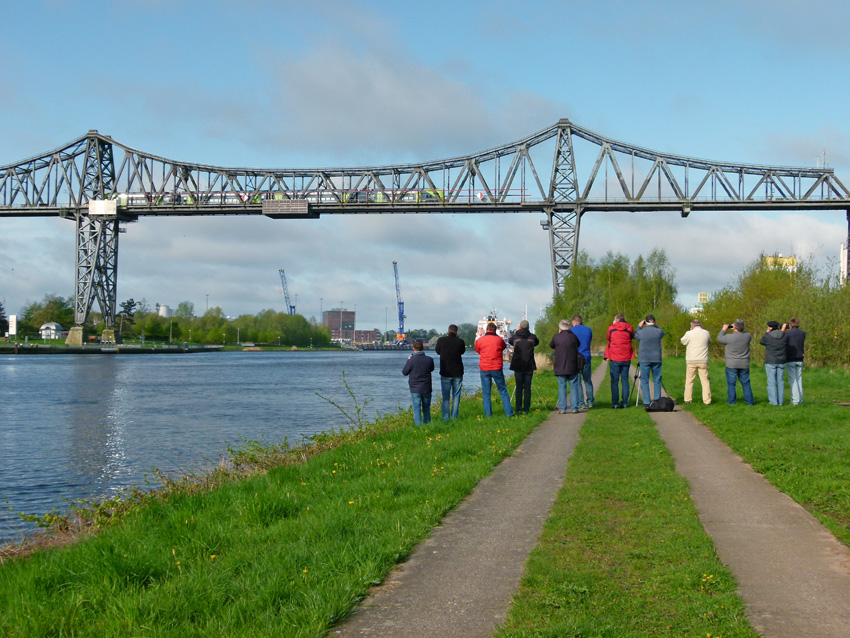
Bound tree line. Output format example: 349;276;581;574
6;297;333;347
536;249;849;368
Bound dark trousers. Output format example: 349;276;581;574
514;371;533;413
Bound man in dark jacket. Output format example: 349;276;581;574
435;324;466;420
402;340;435;425
759;321;787;406
509;320;539;414
785;317;806;405
549;320;581;414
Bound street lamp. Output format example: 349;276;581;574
206;294;209;312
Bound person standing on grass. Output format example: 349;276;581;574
571;315;594;408
435;324;465;420
474;322;514;417
680;319;712;404
550;319;582;414
760;321;788;406
634;314;665;407
604;313;635;409
402;340;435;425
718;319;754;406
508;320;539;414
785;317;806;405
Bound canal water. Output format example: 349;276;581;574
0;350;500;544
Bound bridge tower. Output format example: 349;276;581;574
545;121;581;295
66;131;121;346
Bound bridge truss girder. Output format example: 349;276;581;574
2;120;850;321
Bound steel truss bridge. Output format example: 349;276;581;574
2;119;849;340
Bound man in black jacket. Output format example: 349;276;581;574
760;321;788;406
509;320;540;414
785;317;806;405
435;324;466;420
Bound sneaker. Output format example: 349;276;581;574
571;409;579;414
557;410;567;414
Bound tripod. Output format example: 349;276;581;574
630;365;668;407
510;376;547;409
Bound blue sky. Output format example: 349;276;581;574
2;0;849;331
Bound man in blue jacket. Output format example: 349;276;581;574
571;315;594;408
402;340;435;425
634;314;665;407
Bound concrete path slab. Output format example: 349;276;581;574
650;406;850;638
332;365;607;637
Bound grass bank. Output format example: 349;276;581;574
662;356;850;547
0;383;552;637
497;370;758;638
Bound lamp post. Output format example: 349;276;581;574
206;294;209;312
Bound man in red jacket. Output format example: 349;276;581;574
474;322;514;417
605;313;635;408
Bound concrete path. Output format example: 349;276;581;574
650;405;850;638
332;365;607;637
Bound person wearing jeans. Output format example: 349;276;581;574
571;315;594;408
435;324;466;419
402;340;435;425
784;317;806;405
474;322;514;417
605;314;635;408
479;369;513;417
508;320;540;414
760;321;788;406
718;320;754;405
550;319;582;413
635;314;665;407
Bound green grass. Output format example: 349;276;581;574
496;372;757;638
663;356;850;547
0;389;553;637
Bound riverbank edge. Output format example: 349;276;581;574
0;374;531;562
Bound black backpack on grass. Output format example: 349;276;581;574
645;397;675;412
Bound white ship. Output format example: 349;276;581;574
475;310;512;342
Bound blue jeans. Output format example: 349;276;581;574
513;370;534;413
786;361;803;405
556;373;581;411
575;358;594;407
765;363;785;406
440;376;463;419
725;367;754;405
609;360;631;407
639;362;662;404
480;369;514;417
411;392;432;425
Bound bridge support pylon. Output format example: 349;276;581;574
546;122;582;295
545;207;582;296
65;211;120;345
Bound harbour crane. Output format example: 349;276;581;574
278;268;296;315
392;260;407;345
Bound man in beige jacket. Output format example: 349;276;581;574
680;319;711;404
